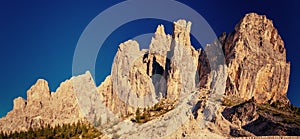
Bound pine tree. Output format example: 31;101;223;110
27;127;34;138
20;130;26;138
0;131;4;139
76;122;82;134
135;107;141;122
62;123;67;132
82;124;88;134
3;132;7;139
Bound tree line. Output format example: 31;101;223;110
0;122;101;139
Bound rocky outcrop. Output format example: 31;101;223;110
222;13;290;105
105;20;200;117
0;13;296;138
166;20;199;102
0;72;97;133
223;100;300;136
222;100;259;127
147;25;172;99
27;79;51;106
147;25;172;77
110;40;158;117
13;97;26;110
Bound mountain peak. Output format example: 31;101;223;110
235;13;286;55
13;97;26;110
236;13;271;30
173;19;192;46
155;24;166;35
1;13;298;137
223;13;290;105
26;79;51;105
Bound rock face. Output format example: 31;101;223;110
223;100;300;136
147;25;172;99
0;19;203;134
167;20;199;101
0;13;296;138
26;79;51;107
110;40;158;116
148;24;172;77
0;71;97;133
105;20;200;117
222;100;259;127
222;13;290;105
13;97;26;110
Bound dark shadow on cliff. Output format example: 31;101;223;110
242;115;300;136
222;98;300;136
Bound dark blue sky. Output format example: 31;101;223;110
0;0;299;117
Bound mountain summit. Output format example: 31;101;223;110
222;13;290;105
0;13;299;138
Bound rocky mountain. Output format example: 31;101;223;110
0;72;95;134
0;13;299;138
221;13;290;106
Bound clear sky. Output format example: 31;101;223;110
0;0;299;118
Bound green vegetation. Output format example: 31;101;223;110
258;102;300;127
263;100;300;116
289;105;300;116
131;107;150;123
131;100;174;123
269;100;289;111
224;97;300;118
222;96;300;128
0;122;102;139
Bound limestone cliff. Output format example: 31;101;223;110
167;20;199;102
102;20;200;118
221;13;290;105
0;13;297;138
0;72;96;133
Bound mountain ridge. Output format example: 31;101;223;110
0;13;299;138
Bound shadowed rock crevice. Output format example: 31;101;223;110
242;115;300;136
151;56;164;76
222;99;300;136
